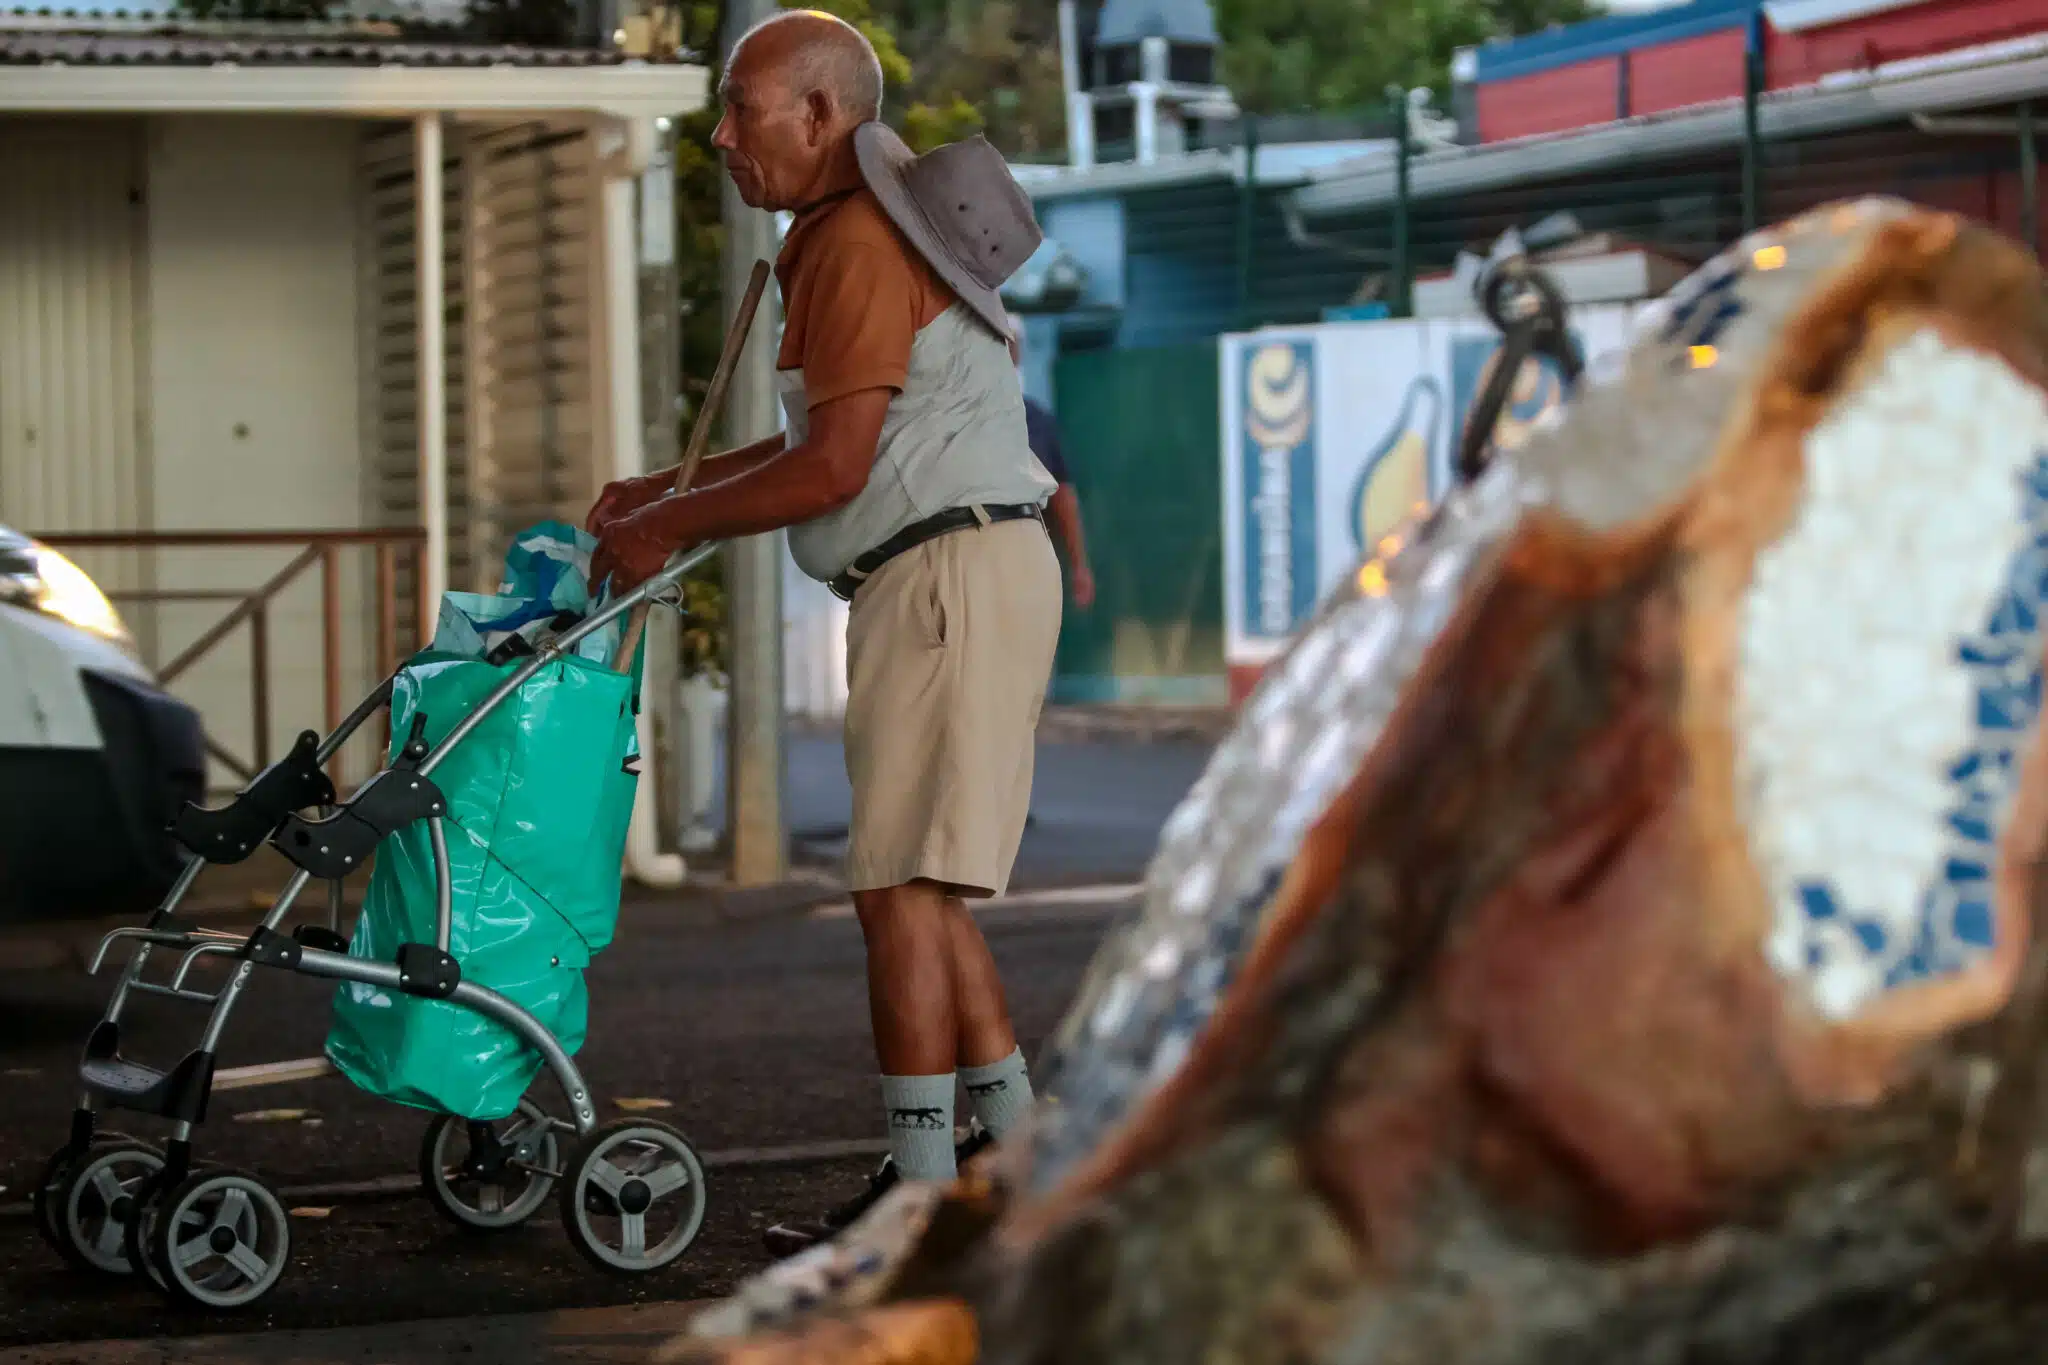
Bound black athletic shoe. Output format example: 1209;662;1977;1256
762;1128;996;1259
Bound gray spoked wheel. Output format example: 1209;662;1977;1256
126;1184;172;1293
147;1169;292;1310
420;1099;561;1232
558;1119;707;1275
55;1143;163;1276
33;1130;139;1258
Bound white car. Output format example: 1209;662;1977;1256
0;526;205;923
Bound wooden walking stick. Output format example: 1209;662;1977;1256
613;257;774;670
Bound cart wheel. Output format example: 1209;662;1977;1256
31;1130;139;1255
50;1142;164;1276
419;1099;561;1232
146;1169;292;1310
558;1119;707;1275
125;1183;172;1294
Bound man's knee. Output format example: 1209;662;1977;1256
852;879;951;934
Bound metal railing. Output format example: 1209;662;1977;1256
33;529;429;789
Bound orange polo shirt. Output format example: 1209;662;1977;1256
774;164;957;409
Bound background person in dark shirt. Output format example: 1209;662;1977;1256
1007;315;1095;610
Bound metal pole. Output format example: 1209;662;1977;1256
1391;90;1412;319
2022;101;2039;258
1741;26;1763;234
722;0;789;886
1236;115;1258;326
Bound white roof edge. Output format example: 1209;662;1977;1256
1022;142;1393;202
1762;0;1928;34
1022;148;1242;201
0;60;710;118
1294;34;2048;220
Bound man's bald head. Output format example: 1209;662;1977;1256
724;9;883;125
712;8;884;210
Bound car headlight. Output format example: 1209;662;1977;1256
0;539;135;649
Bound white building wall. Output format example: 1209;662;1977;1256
0;118;151;616
143;115;372;786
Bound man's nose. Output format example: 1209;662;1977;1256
710;115;735;150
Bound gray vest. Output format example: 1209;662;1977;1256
781;303;1057;582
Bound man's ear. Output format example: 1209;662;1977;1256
804;90;835;145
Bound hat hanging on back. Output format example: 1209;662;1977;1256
854;122;1044;341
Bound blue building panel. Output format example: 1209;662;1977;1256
1472;0;1760;82
1040;196;1129;312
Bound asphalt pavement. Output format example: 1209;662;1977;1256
0;735;1205;1353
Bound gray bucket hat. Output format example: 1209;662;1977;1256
854;121;1044;340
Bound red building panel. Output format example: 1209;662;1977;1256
1477;56;1624;142
1767;0;2048;87
1627;28;1750;113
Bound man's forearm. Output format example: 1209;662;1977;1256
690;432;788;489
645;432;787;493
1048;484;1090;569
645;441;858;544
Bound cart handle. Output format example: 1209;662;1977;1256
412;541;721;781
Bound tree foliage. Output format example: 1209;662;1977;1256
1213;0;1598;115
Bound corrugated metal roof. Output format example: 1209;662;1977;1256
0;4;641;65
1473;0;1759;82
1296;31;2048;219
0;28;629;64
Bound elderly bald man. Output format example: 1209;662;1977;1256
584;11;1063;1255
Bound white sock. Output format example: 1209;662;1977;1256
960;1047;1034;1141
880;1072;957;1181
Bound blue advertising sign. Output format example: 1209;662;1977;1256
1240;340;1319;641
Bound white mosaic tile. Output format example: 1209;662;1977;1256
1736;328;2048;1021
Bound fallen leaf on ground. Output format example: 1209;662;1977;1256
235;1107;313;1123
4;1068;40;1077
290;1207;333;1219
615;1097;675;1112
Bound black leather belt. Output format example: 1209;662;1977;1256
827;502;1045;602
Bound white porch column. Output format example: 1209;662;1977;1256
1133;84;1160;164
599;119;688;890
414;113;449;612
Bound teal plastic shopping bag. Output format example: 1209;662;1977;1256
324;524;644;1120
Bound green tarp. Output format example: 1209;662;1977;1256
324;523;642;1121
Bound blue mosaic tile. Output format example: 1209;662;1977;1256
1783;453;2048;1005
1953;899;1995;947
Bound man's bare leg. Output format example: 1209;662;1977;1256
944;895;1017;1065
945;895;1037;1142
854;879;960;1181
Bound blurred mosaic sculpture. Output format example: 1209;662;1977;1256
661;198;2048;1364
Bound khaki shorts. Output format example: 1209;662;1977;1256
842;516;1063;897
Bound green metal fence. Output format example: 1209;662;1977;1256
1041;82;2046;704
1048;341;1226;705
1262;89;2046;324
